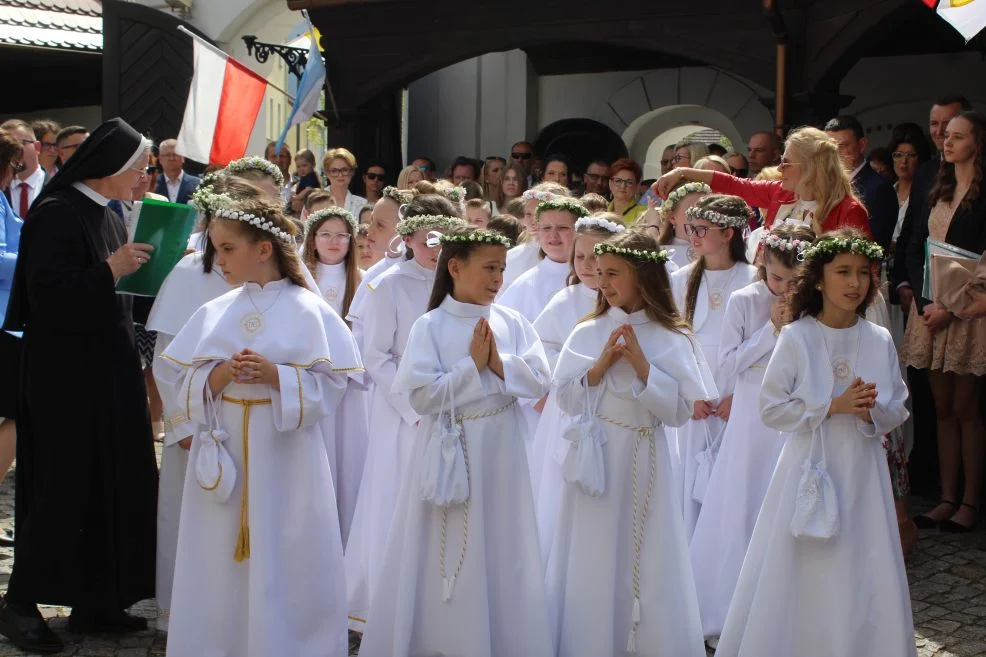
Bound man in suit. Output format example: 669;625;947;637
1;119;46;219
825;115;898;251
155;139;200;204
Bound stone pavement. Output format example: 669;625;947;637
0;443;981;656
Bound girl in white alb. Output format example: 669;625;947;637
669;194;757;540
158;197;360;657
716;229;914;657
689;223;816;643
500;183;572;292
657;180;709;270
300;203;367;545
358;227;554;657
344;209;466;630
532;213;625;560
545;229;714;657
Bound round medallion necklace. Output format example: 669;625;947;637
705;264;739;311
241;283;284;336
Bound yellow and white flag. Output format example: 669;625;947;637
926;0;986;41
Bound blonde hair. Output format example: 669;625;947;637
784;126;864;235
756;166;782;181
323;147;357;172
396;165;422;189
694;155;732;174
674;141;709;166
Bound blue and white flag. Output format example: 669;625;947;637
275;25;325;151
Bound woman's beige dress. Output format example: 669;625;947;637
901;200;986;376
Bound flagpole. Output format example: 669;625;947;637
177;25;328;122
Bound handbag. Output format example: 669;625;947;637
418;375;469;507
790;425;839;540
194;386;236;503
561;379;607;497
692;420;722;504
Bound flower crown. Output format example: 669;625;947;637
535;198;589;221
189;185;234;215
395;214;466;236
575;216;625;234
443;185;467;203
801;236;884;263
381;185;413;206
685;204;749;230
662;182;710;212
594;242;670;264
306;206;358;233
214;207;293;244
438;229;512;249
522;189;559;203
761;232;810;256
225;156;285;188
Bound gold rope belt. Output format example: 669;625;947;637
439;398;517;601
222;395;273;563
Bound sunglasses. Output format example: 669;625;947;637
511;152;533;160
146;165;161;175
365;172;385;181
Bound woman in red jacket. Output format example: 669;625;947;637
655;127;872;239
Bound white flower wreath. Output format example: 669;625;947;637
396;214;467;236
522;189;559;203
575;216;626;234
439;230;512;248
662;182;711;212
535;198;590;222
214;207;293;244
802;236;884;263
306;206;358;233
225;156;285;188
381;186;413;206
761;232;810;256
594;242;670;264
685;204;749;230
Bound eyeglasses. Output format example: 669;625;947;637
327;167;352;176
365;172;385;181
610;177;636;188
584;173;611;183
671;154;690;164
40;141;58;151
17;138;35;147
777;158;801;170
60;144;80;154
316;231;352;243
130;166;149;180
683;224;725;238
660;159;673;167
145;165;161;175
892;152;919;161
511;152;533;160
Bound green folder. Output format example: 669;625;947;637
116;198;199;297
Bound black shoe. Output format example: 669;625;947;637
939;503;980;534
913;499;958;529
0;597;64;654
68;608;148;634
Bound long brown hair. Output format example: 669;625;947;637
787;227;878;320
427;226;510;311
213;196;310;289
929;110;985;213
682;194;750;326
583;229;689;335
201;177;269;274
658;180;709;245
300;207;362;321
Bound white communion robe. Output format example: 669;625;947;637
158;278;361;657
545;307;715;657
347;252;403;352
358;295;554;657
499;238;540;295
146;252;233;622
670;261;757;539
345;257;435;629
666;237;695;271
312;260;369;546
716;316;914;657
531;283;598;563
689;280;786;638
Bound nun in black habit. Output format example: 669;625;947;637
0;118;159;653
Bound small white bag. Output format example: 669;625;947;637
691;420;721;503
195;388;236;503
561;379;607;497
418;378;469;507
790;426;839;540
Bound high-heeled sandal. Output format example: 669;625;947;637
912;499;958;529
939;503;980;534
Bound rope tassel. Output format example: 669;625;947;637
627;596;641;652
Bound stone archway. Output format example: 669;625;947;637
534;118;628;175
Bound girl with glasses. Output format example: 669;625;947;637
669;194;757;541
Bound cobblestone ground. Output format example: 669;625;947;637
0;444;981;656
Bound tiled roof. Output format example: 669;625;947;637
0;0;102;52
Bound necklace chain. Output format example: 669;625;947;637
245;284;284;316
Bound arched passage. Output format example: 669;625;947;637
534;119;628;174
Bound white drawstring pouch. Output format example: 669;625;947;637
790;425;839;540
418;378;469;507
561;380;607;497
691;420;721;504
195;388;236;503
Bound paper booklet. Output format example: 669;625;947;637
922;238;985;311
116;198;199;297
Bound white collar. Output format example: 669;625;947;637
398;257;435;281
242;277;290;293
538;256;570;274
317;261;347;278
71;181;110;207
166;170;184;185
850;161;866;180
606;305;650;325
577;283;598;300
441;294;491;319
14;166;45;190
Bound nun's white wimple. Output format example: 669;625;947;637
113;136;153;177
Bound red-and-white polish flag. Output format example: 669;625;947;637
176;33;268;165
923;0;986;41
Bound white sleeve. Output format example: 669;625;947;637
494;314;551;401
857;336;910;438
760;329;829;434
718;294;777;383
153;335;197;446
361;281;419;426
270;364;348;432
629;358;700;428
